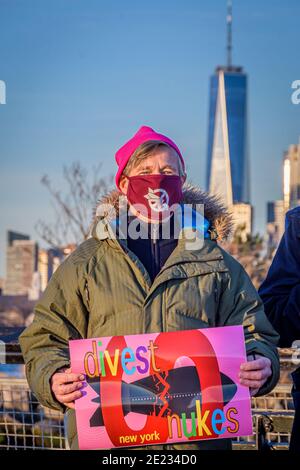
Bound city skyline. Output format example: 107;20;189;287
0;0;299;277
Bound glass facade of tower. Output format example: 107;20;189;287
206;75;219;194
206;67;249;204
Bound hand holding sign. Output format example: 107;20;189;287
239;355;272;396
51;367;85;409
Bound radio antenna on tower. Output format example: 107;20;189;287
227;0;233;67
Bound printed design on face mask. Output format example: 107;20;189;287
144;187;169;212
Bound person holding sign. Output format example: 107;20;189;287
19;125;280;450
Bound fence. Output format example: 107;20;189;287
233;384;295;450
0;326;67;450
0;377;66;450
0;327;298;450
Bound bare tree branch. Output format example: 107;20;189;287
36;161;113;249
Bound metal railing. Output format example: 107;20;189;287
0;327;297;450
233;385;295;450
0;327;67;450
0;377;66;450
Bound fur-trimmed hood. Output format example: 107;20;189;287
91;182;234;242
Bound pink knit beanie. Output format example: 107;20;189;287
115;125;185;189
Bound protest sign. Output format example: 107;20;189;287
69;325;252;449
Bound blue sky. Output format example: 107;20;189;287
0;0;299;277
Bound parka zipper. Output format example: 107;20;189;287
151;223;160;279
84;280;90;311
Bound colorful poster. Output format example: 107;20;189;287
69;326;253;449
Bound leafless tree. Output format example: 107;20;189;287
35;162;113;248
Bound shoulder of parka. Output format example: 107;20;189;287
214;245;259;297
216;245;246;278
50;237;104;292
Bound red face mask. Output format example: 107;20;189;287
126;174;183;222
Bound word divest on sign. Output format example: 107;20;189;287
69;326;253;449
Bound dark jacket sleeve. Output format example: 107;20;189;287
19;260;89;413
258;207;300;347
218;250;280;396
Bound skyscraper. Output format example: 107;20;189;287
38;247;64;292
4;231;38;296
266;200;285;251
265;140;300;251
206;1;250;209
283;143;300;210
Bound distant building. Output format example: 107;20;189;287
207;65;249;206
38;249;49;292
0;231;77;327
266;200;285;250
4;231;38;296
28;271;41;301
231;203;252;242
38;248;64;292
266;141;300;251
3;227;77;296
206;2;251;240
206;3;250;207
283;143;300;210
273;200;285;240
7;230;30;247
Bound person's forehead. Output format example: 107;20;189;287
136;148;179;167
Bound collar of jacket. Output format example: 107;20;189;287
93;204;211;244
90;182;234;244
89;184;232;292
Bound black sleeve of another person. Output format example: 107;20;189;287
258;207;300;348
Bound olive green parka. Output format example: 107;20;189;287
19;184;280;450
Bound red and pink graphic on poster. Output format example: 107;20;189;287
69;325;253;449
